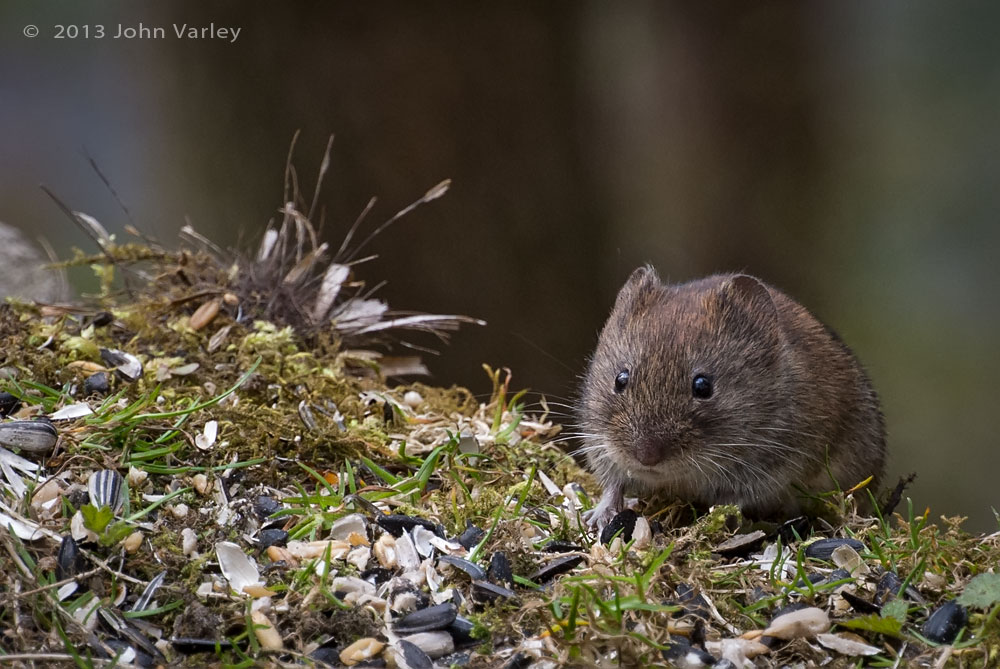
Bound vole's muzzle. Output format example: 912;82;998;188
634;436;668;467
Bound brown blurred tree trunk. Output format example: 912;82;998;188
581;2;829;301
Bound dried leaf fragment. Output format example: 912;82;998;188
816;632;882;656
760;607;829;640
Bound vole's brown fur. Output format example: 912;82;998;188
579;266;886;528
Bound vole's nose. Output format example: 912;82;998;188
634;437;666;466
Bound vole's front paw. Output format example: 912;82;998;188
583;508;615;532
584;488;623;532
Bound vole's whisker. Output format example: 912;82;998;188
756;425;826;441
686;453;714;486
531;400;577;410
552;430;599;438
700;447;781;491
572;443;606;458
548;435;588;446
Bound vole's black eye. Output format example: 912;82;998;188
614;369;630;393
692;374;713;399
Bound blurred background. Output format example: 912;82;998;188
2;2;997;529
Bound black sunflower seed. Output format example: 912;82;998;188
377;514;438;538
254;495;281;519
90;311;114;327
448;616;478;648
804;537;866;560
309;646;341;665
56;535;84;580
671;583;711;620
841;590;880;614
471;579;517;603
438;555;486;581
0;391;21;417
393;603;458;634
922;600;967;644
487;552;513;587
776;515;811;543
257;528;288;549
82;372;110;397
455;524;485;549
529;555;583;584
876;570;925;605
170;637;236;654
399;639;433;669
600;509;637;545
540;540;583;553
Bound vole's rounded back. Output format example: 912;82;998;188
579;266;885;528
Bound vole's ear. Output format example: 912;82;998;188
613;265;662;311
717;274;780;329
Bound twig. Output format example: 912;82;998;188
14;567;103;598
84;149;135;229
0;654;111;664
345;179;450;263
334;196;377;261
79;546;147;586
308;134;335;222
282;129;301;206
